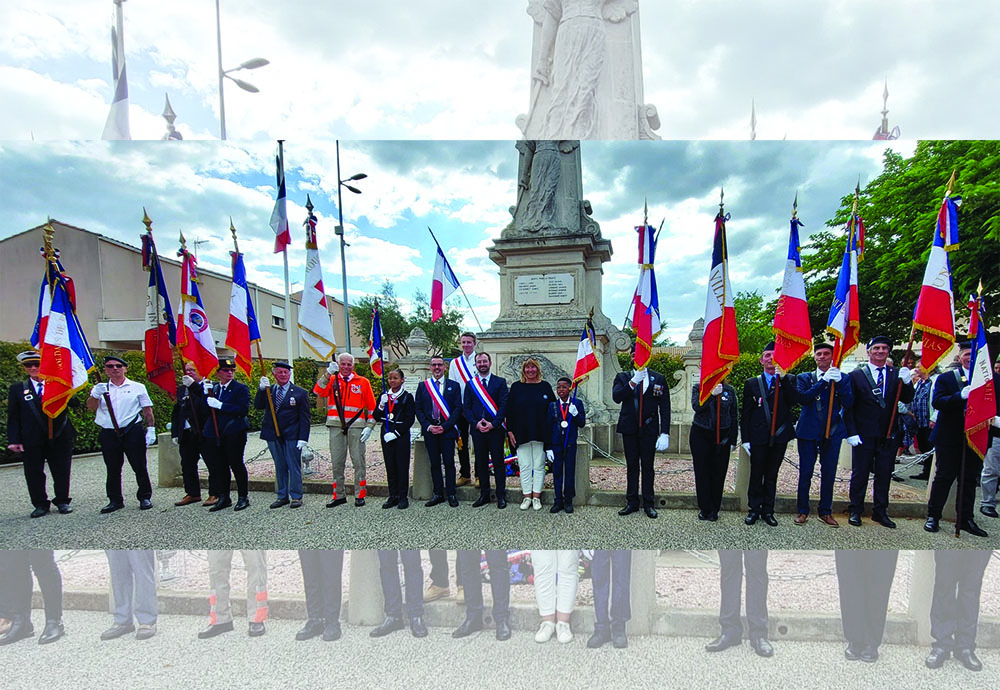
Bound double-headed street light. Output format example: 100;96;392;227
335;140;367;353
216;0;269;139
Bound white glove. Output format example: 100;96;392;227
326;362;337;376
171;437;179;446
961;386;971;400
992;416;1000;428
568;403;578;416
383;431;398;443
145;427;157;446
711;384;723;396
655;433;669;452
846;435;862;447
90;383;108;398
296;440;308;450
823;367;842;382
259;376;269;390
181;375;195;388
203;380;213;395
742;442;751;454
379;393;389;409
206;397;223;410
630;369;648;386
360;427;372;444
899;366;913;385
545;449;554;462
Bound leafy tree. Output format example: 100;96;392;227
411;289;464;358
734;290;773;353
349;280;411;358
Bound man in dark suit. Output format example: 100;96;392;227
740;342;799;526
415;355;463;507
794;342;853;527
925;549;992;672
5;351;75;518
196;358;251;512
612;366;671;518
587;550;631;648
171;362;205;506
255;361;311;509
463;352;509;509
924;343;990;537
706;550;772;658
452;549;511;641
844;335;914;528
835;549;898;662
548;377;586;513
0;550;64;645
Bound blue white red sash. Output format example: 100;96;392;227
468;374;500;420
454;353;475;384
424;378;450;421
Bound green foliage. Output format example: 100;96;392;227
615;351;684;389
350;281;465;359
411;289;463;358
803;141;1000;342
734;290;774;353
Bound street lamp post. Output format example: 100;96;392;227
216;0;269;140
335;140;367;353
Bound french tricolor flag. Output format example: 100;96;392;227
141;230;178;399
773;215;812;371
572;318;600;384
965;291;995;459
269;149;291;253
826;219;861;366
430;242;460;322
367;305;384;378
226;251;261;377
39;268;96;419
913;195;960;372
698;212;740;406
632;224;661;369
177;248;219;379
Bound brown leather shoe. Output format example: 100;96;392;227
819;514;840;527
203;496;219;506
174;495;202;506
794;513;807;525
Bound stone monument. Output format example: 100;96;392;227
518;0;661;140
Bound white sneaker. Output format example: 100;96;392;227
535;621;555;643
532;497;542;511
520;497;532;510
556;621;573;644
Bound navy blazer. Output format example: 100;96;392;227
795;371;854;441
6;381;74;446
845;365;913;439
462;374;508;430
929;368;973;448
373;389;416;437
740;373;799;446
171;384;203;443
255;383;311;442
196;380;250;438
415;378;462;438
547;397;586;448
612;371;671;437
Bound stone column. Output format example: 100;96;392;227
347;550;384;625
157;431;181;488
908;550;936;646
628;550;657;635
734;445;751;512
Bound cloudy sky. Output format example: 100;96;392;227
0;139;914;344
2;0;999;141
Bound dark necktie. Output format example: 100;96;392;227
38;382;44;398
434;379;441;395
274;385;284;407
876;367;884;396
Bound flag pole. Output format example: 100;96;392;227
826;184;861;440
277;140;295;381
181;231;220;443
715;191;725;445
41;223;58;440
427;226;484;333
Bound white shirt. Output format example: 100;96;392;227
866;363;889;397
94;378;152;429
29;379;44;397
448;353;477;398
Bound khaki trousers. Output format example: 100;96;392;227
328;424;368;499
207;550;268;625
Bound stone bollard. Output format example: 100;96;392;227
347;550;384;626
734;444;751;512
574;432;591;505
157;431;182;488
908;550;936;646
923;453;958;521
628;550;657;635
411;436;433;500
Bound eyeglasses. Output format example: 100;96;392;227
105;364;124;369
22;362;40;368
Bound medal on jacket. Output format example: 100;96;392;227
387;394;396;421
559;400;569;429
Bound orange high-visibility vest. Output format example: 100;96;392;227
314;374;376;427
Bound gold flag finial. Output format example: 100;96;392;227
945;169;957;197
792;192;798;219
230;217;239;253
142;207;152;234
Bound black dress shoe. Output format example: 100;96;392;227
397;498;409;509
425;495;445;507
762;513;778;527
369;616;404;638
611;628;628;648
924;516;940;532
30;507;49;518
872;514;896;529
496;496;507;509
322;622;342;641
925;647;949;669
705;633;741;652
848;513;862;526
955;648;983;672
0;618;34;646
587;628;611;648
961;519;989;537
409;616;428;638
290;499;303;509
270;498;290;509
100;622;135;640
55;503;72;514
564;502;574;514
38;619;64;645
860;644;879;663
550;500;564;514
208;496;233;512
326;497;347;508
471;494;490;508
197;621;234;639
139;499;153;510
708;512;719;521
248;621;265;637
234;496;250;511
452;618;483;638
382;496;399;509
495;618;511;641
618;504;639;516
844;644;862;661
447;495;459;507
697;511;709;521
100;502;125;514
644;506;658;519
980;505;999;518
295;619;324;641
750;637;774;657
354;497;365;507
744;511;759;525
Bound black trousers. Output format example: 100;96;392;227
381;437;411;500
690;425;731;516
471;428;506;499
298;550;344;624
718;550;768;638
203;432;248;499
848;437;895;517
457;550;509;623
914;426;934;474
591;550;631;632
178;433;205;497
21;431;73;508
424;433;456;498
2;550;62;620
930;550;991;652
748;442;787;515
621;432;656;508
456;413;471;480
552;444;576;502
927;443;983;521
99;423;152;503
377;550;424;619
835;550;898;650
429;549;450;588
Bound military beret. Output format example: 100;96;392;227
103;355;127;366
814;342;835;353
867;335;893;348
762;341;776;352
272;361;292;370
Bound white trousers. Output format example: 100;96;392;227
519;441;546;495
532;550;580;616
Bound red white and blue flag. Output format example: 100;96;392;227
269;147;291;253
632;224;661;369
966;290;996;459
367;305;384;378
826;215;862;367
699;211;740;405
177;244;219;379
101;0;130;141
226;250;262;377
31;251;76;351
572;317;600;385
141;228;177;399
913;194;961;372
430;235;460;323
773;214;812;371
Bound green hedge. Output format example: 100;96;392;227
616;351;685;389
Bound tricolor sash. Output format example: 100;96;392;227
454;353;475;384
468;374;500;421
424;379;450;421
